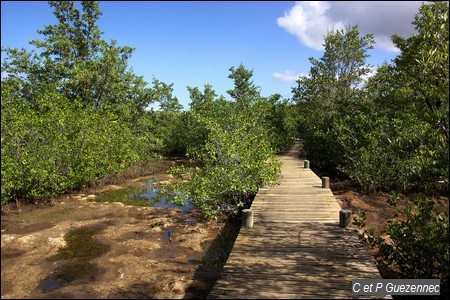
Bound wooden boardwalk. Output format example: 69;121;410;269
208;143;384;299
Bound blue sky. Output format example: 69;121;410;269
1;1;423;110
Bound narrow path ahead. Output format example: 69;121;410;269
253;142;341;223
208;143;384;299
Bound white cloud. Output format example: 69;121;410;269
273;70;305;83
362;65;378;81
277;1;421;52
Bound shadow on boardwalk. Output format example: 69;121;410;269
207;142;384;299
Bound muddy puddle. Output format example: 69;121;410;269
92;178;193;211
1;173;241;299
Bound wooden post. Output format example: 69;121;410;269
322;176;329;188
339;209;352;228
242;209;253;228
304;160;310;169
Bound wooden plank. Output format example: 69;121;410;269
208;143;385;299
252;207;341;210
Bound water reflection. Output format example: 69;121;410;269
93;178;192;211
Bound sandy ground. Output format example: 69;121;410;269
1;173;237;299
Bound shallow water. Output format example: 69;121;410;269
1;173;241;299
92;178;192;211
